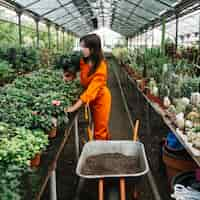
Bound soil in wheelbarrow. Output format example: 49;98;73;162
81;153;142;175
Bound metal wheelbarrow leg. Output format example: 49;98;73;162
97;120;140;200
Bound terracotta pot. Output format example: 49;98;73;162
48;127;57;139
162;146;198;184
30;153;41;168
147;93;164;108
139;79;146;91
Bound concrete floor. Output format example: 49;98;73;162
108;61;132;140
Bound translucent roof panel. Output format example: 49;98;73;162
2;0;199;36
25;0;60;15
110;0;197;36
14;0;91;36
15;0;36;7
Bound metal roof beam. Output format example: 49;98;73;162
40;1;73;17
24;0;41;9
110;0;118;27
112;21;138;30
72;0;94;28
127;11;151;22
124;0;160;16
100;0;104;27
111;4;151;26
126;0;144;22
0;0;89;35
112;16;141;28
60;16;95;26
112;10;146;25
153;0;173;8
112;27;134;36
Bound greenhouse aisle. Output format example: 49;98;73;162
108;60;132;140
110;58;171;200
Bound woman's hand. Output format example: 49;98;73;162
64;99;83;113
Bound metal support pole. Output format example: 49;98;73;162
132;37;133;49
35;19;40;48
145;30;148;48
126;36;128;48
17;11;22;45
199;13;200;51
132;37;134;49
62;29;65;52
138;34;140;47
74;114;79;161
74;178;85;200
138;34;140;48
47;23;51;49
56;26;59;51
136;34;138;48
50;170;57;200
152;26;154;48
175;13;179;51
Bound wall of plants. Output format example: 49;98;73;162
113;45;200;151
0;66;82;199
0;18;79;198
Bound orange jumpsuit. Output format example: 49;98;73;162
79;58;111;140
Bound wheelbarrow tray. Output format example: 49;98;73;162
76;140;149;179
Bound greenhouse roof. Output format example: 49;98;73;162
1;0;199;37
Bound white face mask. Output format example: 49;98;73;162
80;41;90;58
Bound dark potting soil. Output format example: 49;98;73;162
81;153;142;175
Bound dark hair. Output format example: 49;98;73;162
80;34;104;76
61;51;81;75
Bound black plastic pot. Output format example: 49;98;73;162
171;171;200;192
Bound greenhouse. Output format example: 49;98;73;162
0;0;200;200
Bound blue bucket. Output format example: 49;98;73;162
166;132;184;151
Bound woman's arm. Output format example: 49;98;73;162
64;99;83;113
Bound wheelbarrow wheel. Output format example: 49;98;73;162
106;185;120;200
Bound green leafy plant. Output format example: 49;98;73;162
0;126;48;167
0;60;15;83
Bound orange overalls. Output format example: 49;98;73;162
79;58;111;140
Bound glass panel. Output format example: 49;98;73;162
135;7;156;19
45;8;66;20
142;0;168;13
0;6;18;24
28;0;60;15
15;0;36;7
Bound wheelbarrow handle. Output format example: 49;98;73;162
120;178;126;200
133;120;139;141
98;179;104;200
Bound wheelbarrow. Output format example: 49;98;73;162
76;120;149;200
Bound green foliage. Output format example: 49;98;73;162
0;127;48;167
113;47;199;100
180;76;200;98
0;69;82;131
0;126;48;200
0;164;22;200
0;59;15;82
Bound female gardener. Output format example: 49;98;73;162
64;34;111;140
